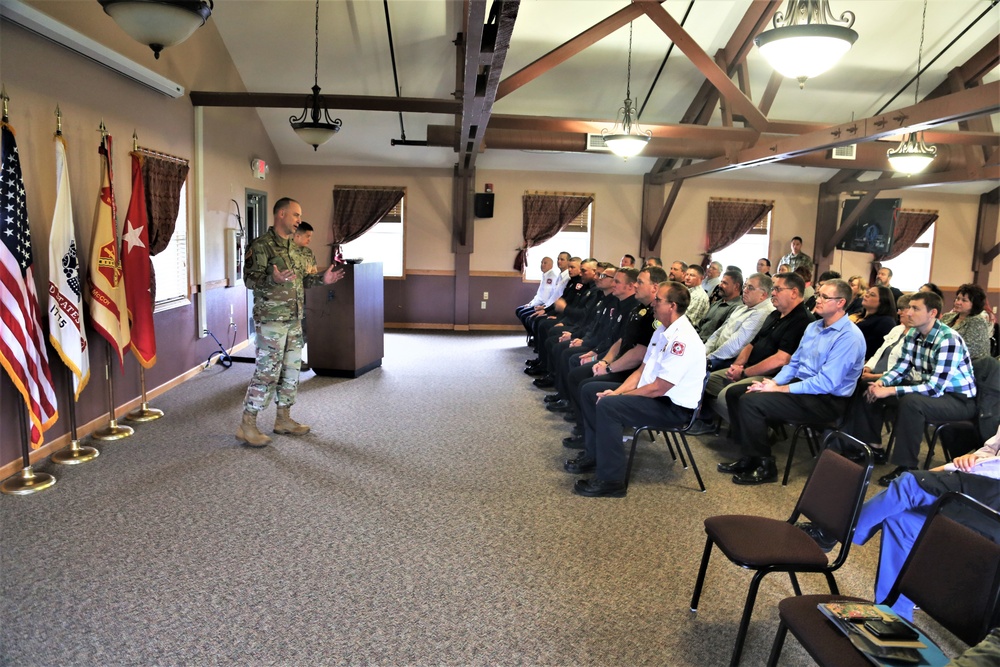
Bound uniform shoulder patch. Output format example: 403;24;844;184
671;341;686;356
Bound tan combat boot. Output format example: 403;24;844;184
236;410;272;447
274;407;310;435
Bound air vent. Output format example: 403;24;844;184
586;134;610;152
831;144;857;160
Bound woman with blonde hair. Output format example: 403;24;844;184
847;275;867;319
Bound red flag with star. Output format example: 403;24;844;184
88;134;131;369
0;120;59;447
122;153;155;367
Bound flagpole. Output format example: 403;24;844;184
91;342;133;441
126;367;163;422
51;365;99;464
1;394;57;496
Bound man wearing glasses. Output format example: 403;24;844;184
703;273;775;370
722;278;866;484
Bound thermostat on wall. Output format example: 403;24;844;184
251;159;268;180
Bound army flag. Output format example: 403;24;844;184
88;134;130;369
122;153;155;367
0;121;59;448
48;134;91;399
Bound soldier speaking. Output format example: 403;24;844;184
237;197;345;447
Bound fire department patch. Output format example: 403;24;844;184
671;341;686;356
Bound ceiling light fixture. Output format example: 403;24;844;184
754;0;858;88
886;0;936;175
98;0;212;60
601;21;650;160
290;0;342;151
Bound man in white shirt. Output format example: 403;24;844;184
704;272;775;370
566;281;707;497
701;260;723;294
684;265;710;324
517;252;570;334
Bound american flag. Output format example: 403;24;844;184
0;121;58;448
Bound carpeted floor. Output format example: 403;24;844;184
1;331;931;666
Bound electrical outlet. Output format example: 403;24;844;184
481;301;487;309
483;291;489;300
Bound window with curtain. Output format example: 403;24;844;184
150;183;189;309
339;195;405;277
707;207;773;279
523;199;592;281
880;222;936;291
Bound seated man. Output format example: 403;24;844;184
848;291;977;486
566;281;706;498
721;278;865;485
667;260;687;282
701;261;723;294
515;255;562;332
683;264;710;324
697;270;743;342
689;272;812;436
849;423;1000;621
703;272;774;370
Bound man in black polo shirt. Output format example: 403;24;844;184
688;272;813;438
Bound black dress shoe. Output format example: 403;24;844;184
872;447;889;465
686;419;717;436
533;376;555;388
544;393;563;403
547;400;572;413
878;465;912;487
564;452;596;474
524;366;545;377
563;412;577;423
732;457;778;485
573;478;627;498
571;424;583;436
717;456;756;474
562;434;584;449
795;522;837;553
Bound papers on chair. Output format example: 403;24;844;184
817;603;941;666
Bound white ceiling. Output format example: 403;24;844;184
210;0;999;192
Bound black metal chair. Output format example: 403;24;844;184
778;415;844;486
624;371;710;493
690;434;873;666
767;492;1000;666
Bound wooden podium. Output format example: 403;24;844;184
304;262;384;377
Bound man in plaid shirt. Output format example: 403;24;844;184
858;291;976;487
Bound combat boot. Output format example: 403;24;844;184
236;410;271;447
274;407;310;435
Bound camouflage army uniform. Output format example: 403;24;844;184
243;227;325;413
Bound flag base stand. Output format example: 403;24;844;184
51;439;100;465
91;418;134;441
1;466;57;496
126;402;163;423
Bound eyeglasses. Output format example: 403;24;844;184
743;284;760;292
770;286;793;293
596;273;609;279
814;293;845;302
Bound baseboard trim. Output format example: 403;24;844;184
385;323;521;332
0;341;250;482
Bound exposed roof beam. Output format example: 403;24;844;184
652;81;1000;183
486;115;759;142
188;91;459;114
821;164;1000;195
926;35;1000;99
639;1;768;132
495;3;648;100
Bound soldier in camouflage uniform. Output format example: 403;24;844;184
236;198;344;447
292;222;318;372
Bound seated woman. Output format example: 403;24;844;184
941;283;992;359
853;285;898;360
846;275;867;318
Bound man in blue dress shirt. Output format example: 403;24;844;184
719;279;866;484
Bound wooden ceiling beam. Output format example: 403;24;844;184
926;35;1000;100
821;164;1000;195
188;91;460;114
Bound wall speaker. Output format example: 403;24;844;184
474;193;494;219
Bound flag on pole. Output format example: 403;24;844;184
48;133;91;399
0;121;59;448
88;133;130;369
122;152;155;367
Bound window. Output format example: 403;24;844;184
709;211;772;278
338;196;404;277
523;201;593;281
151;183;190;309
881;223;935;291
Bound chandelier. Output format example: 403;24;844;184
289;0;343;150
601;22;651;159
99;0;213;60
886;0;936;174
754;0;858;88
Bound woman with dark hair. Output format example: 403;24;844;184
920;282;944;299
942;283;991;359
854;285;898;359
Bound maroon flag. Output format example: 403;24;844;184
122;153;155;367
0;121;59;447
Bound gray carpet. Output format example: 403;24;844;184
1;331;918;666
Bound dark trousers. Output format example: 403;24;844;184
738;392;849;459
553;347;586;397
581;382;693;481
842;381;891;446
889;393;976;468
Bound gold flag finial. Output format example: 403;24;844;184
55;105;62;135
1;86;9;123
98;119;108;137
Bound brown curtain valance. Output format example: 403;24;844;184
332;186;405;260
137;149;189;302
870;208;938;284
515;193;594;271
703;197;773;267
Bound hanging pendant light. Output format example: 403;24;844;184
99;0;213;59
601;22;651;160
754;0;858;88
887;0;936;175
290;0;342;151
